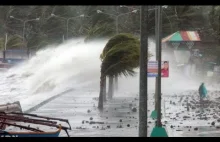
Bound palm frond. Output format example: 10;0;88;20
101;33;141;78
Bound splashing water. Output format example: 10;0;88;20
0;38;206;109
0;38;107;105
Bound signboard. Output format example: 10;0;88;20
147;61;169;77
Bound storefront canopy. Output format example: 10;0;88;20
162;31;201;43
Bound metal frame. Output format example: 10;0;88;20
0;112;71;137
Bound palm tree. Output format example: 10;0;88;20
98;33;141;109
0;34;24;61
209;6;220;43
0;34;24;50
84;22;115;42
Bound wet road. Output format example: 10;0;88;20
163;90;220;137
8;89;220;137
30;90;156;137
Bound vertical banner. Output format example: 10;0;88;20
147;61;169;77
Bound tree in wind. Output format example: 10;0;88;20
98;33;140;109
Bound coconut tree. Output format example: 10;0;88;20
98;33;141;109
0;34;24;61
84;22;115;42
0;34;24;50
208;6;220;43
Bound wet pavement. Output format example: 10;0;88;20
30;90;156;137
164;90;220;137
7;89;220;137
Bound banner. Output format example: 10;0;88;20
147;61;169;77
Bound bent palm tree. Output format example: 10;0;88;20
98;33;141;109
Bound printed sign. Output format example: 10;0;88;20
147;61;169;77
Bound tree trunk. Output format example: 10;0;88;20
114;76;118;91
103;76;107;102
108;76;114;99
98;72;105;110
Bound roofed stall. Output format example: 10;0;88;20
162;31;201;64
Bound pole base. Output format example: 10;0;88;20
150;126;168;137
150;110;158;119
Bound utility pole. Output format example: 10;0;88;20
156;5;162;128
150;6;168;137
155;8;159;114
151;7;159;119
63;35;65;42
139;5;148;137
114;16;119;91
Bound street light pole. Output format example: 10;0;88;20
10;16;39;42
150;6;168;137
97;10;138;35
52;14;85;40
23;18;40;58
3;33;8;63
66;14;85;39
155;7;159;113
9;16;40;58
151;6;159;120
66;19;69;39
156;5;162;128
51;14;67;41
23;21;26;42
139;5;148;137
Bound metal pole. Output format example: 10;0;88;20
115;16;119;91
23;22;26;43
23;21;30;58
3;33;7;63
155;7;159;112
156;6;162;127
23;21;29;58
5;33;7;51
27;46;30;59
66;19;69;39
139;5;148;137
